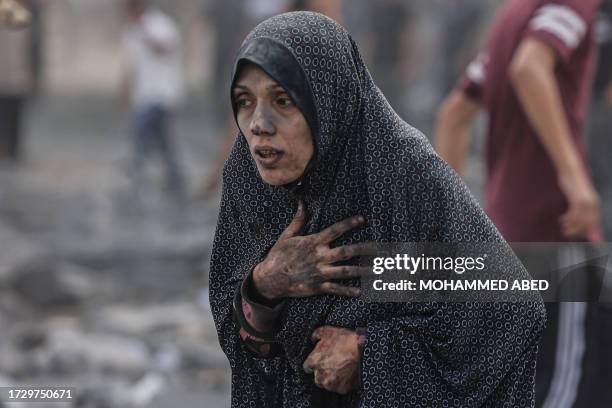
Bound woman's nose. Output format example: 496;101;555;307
250;106;275;136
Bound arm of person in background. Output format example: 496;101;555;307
434;89;481;176
509;37;600;240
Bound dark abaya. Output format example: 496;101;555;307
210;11;546;408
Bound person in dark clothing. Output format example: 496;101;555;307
590;0;612;239
210;11;545;407
368;0;411;113
0;0;35;161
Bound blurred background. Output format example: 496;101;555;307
0;0;609;407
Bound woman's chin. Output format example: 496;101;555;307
258;169;301;186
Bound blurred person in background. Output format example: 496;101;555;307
243;0;289;24
195;0;245;199
438;0;486;94
121;0;186;196
0;0;35;162
288;0;343;22
435;0;609;406
200;0;246;124
0;0;30;28
25;0;42;94
589;0;612;239
367;0;412;114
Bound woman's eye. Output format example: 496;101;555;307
277;97;293;107
235;98;252;109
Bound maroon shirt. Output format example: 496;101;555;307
459;0;601;242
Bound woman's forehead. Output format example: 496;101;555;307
234;64;284;91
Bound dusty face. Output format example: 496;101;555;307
232;64;314;186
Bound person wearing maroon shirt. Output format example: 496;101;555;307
435;0;608;407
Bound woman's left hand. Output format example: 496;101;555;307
303;326;360;395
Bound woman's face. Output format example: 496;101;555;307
232;64;314;186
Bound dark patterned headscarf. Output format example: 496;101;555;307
210;12;545;408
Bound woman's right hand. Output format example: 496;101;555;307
252;201;373;301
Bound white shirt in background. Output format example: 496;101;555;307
122;8;184;109
244;0;288;22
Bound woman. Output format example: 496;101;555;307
210;11;545;407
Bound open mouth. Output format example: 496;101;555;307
255;148;284;167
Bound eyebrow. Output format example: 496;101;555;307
232;83;286;93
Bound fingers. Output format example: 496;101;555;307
303;355;316;374
559;186;601;239
311;326;336;342
320;265;370;280
279;200;307;240
321;242;378;263
559;211;577;237
560;215;583;238
313;370;323;387
305;327;360;394
303;346;323;373
319;282;360;297
312;364;354;395
304;333;327;375
559;207;599;239
314;369;349;394
307;350;332;390
330;376;354;395
315;216;365;244
314;370;333;390
312;369;353;395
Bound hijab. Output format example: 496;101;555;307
210;11;545;407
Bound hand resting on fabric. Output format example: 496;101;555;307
252;200;375;300
303;326;361;395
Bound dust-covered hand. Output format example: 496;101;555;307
303;326;360;395
252;201;374;301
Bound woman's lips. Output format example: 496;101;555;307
254;148;284;168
